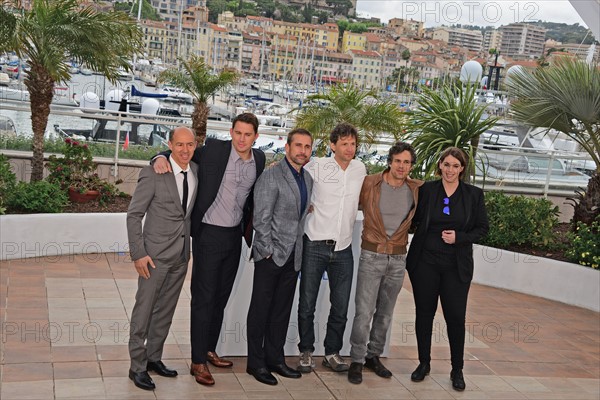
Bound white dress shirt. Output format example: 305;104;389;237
169;157;196;213
304;157;366;251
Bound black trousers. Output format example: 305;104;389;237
190;223;242;364
409;253;470;369
246;253;298;369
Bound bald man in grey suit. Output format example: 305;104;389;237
127;127;198;391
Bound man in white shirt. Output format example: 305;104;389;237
297;123;367;373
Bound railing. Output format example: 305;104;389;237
1;100;594;198
474;146;593;197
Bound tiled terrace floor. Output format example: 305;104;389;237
1;253;598;399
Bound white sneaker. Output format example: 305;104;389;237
298;351;315;373
322;353;349;372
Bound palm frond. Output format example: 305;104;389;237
294;83;406;155
506;58;600;171
407;84;498;179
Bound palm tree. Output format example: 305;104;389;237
293;83;406;155
157;55;238;144
505;57;599;226
0;0;143;182
406;84;498;179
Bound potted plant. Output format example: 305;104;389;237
46;138;121;204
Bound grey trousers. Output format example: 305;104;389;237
129;256;188;372
349;249;406;363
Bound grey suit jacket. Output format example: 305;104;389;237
127;162;199;264
252;159;313;271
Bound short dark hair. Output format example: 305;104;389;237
387;141;416;165
436;147;468;178
329;122;358;144
287;128;312;145
169;126;194;141
232;112;259;134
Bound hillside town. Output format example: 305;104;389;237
123;1;599;90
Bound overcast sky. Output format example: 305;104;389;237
356;0;589;28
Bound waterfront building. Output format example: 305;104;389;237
499;23;547;58
433;27;483;53
348;49;382;89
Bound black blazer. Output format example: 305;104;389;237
406;179;489;283
159;138;266;246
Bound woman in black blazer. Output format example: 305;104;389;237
406;147;489;391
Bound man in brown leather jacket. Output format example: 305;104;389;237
347;141;423;384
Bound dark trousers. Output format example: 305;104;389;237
409;254;470;370
246;253;298;369
190;223;242;364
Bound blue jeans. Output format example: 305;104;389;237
349;249;406;363
298;236;354;355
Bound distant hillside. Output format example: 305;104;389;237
450;21;595;44
533;21;595;44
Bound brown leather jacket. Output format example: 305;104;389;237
360;170;423;255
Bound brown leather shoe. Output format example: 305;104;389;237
207;351;233;368
190;363;215;386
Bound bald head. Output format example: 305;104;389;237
168;126;196;169
169;126;195;142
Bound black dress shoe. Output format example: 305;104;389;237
129;370;155;390
247;367;278;385
364;356;392;378
147;360;178;377
450;369;466;391
267;363;301;378
410;363;431;382
348;362;363;384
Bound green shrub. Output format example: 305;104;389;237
0;154;17;214
566;218;600;269
481;191;559;248
1;135;167;161
6;181;68;213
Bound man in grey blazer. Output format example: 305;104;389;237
126;127;198;391
246;128;314;385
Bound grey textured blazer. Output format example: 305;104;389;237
252;159;313;271
127;162;199;263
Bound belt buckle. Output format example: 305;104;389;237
325;239;336;246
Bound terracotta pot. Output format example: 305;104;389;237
68;187;100;203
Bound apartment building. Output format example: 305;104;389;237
217;11;246;32
139;19;177;63
388;18;425;38
150;0;199;23
348;49;382;89
499;23;546;58
241;31;270;77
546;42;599;63
483;29;503;53
432;27;482;53
271;21;338;51
342;31;367;53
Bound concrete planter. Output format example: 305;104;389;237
472;244;599;312
0;213;128;261
1;214;598;312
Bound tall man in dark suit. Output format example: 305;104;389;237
127;126;198;390
246;128;314;385
152;113;266;385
